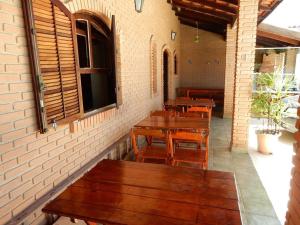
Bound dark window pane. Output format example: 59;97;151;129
76;20;90;68
81;73;116;112
91;25;110;68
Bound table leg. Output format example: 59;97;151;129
85;221;112;225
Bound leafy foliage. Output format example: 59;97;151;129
252;70;294;134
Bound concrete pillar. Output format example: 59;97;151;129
224;23;237;118
231;0;259;152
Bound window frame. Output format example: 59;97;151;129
150;36;158;97
74;12;117;116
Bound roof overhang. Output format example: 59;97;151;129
168;0;300;47
168;0;282;36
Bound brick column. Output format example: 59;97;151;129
285;101;300;224
231;0;259;152
224;23;237;118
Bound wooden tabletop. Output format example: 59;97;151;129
42;160;242;225
164;99;215;108
135;116;209;131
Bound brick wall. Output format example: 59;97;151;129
179;24;226;89
231;0;259;151
259;51;285;73
0;0;181;224
258;50;297;74
223;23;237;118
285;103;300;224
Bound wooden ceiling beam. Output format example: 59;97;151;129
179;17;225;35
178;16;226;30
188;0;238;14
218;0;239;5
175;8;229;26
257;30;300;46
258;0;283;24
172;0;236;16
256;37;289;47
169;0;238;5
172;0;235;25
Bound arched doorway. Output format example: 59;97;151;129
163;50;169;102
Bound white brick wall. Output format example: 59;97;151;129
231;0;260;151
223;23;237;118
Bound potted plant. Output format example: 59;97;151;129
251;70;293;154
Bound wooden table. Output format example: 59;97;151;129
134;116;209;132
164;99;215;108
42;160;242;225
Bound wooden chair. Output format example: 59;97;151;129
150;110;176;117
177;111;208;118
176;97;191;112
196;98;213;102
131;128;170;164
187;106;211;121
163;105;177;112
176;97;191;100
169;131;209;169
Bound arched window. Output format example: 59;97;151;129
174;54;178;75
150;37;157;96
75;13;116;113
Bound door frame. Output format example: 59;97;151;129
161;45;172;105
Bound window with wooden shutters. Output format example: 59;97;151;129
22;0;82;132
150;37;158;96
23;0;122;133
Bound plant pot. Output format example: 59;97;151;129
256;132;281;155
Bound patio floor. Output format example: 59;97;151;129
210;117;281;225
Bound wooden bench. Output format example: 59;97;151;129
177;88;224;116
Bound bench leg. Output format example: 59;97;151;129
85;221;97;225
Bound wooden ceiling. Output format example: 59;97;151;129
257;0;283;24
168;0;282;36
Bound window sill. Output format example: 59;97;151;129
83;103;117;119
70;103;117;133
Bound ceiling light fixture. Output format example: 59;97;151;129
171;31;176;41
134;0;144;13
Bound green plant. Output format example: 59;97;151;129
252;71;294;134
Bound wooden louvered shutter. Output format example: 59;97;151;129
23;0;82;132
111;15;122;108
152;42;158;95
150;37;157;97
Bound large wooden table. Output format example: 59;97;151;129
164;99;215;108
42;160;242;225
135;116;209;132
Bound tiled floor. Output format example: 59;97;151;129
210;117;281;225
51;117;282;225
